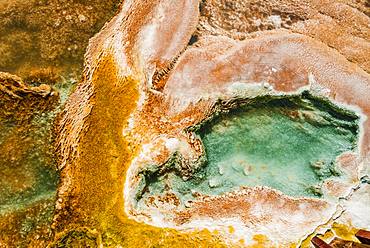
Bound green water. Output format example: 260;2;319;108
139;93;359;206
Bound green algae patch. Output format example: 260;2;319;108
139;92;359;206
0;72;77;246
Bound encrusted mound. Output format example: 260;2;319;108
49;0;370;247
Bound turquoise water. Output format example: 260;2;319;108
138;93;359;206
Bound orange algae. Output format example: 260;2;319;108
0;198;55;247
331;222;360;242
249;234;273;248
53;54;227;247
244;234;295;248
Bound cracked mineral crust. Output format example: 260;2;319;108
1;0;370;247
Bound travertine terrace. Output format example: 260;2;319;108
0;0;369;247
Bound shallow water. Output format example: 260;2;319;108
140;94;359;206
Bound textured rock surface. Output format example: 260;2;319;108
0;0;369;247
0;72;59;247
54;0;370;247
0;1;121;247
0;0;121;79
